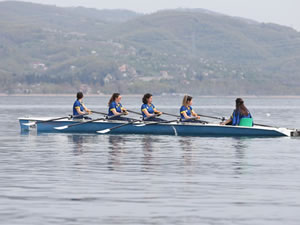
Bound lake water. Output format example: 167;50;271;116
1;95;300;225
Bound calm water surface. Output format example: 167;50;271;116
1;96;300;225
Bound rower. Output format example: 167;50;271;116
180;95;201;122
108;93;130;121
73;92;92;119
221;98;253;126
141;93;165;121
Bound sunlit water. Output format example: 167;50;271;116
1;96;300;225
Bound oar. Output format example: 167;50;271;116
54;118;105;130
135;119;179;127
126;109;163;119
162;111;225;121
160;112;179;118
96;121;138;134
22;114;86;126
127;109;176;118
91;110;108;116
158;112;208;123
54;112;132;130
253;123;279;128
197;114;226;121
126;109;142;116
181;117;209;124
92;110;142;123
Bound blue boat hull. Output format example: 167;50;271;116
19;119;290;137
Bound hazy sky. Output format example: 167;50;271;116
2;0;300;30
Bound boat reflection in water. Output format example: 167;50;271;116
107;135;126;171
67;134;99;156
141;136;155;172
68;135;85;155
232;138;249;176
179;137;194;169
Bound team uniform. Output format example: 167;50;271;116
108;101;124;116
108;101;131;121
180;105;194;120
230;110;253;126
73;100;84;116
73;100;91;119
179;105;202;123
141;103;164;121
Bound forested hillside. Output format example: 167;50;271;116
1;1;300;95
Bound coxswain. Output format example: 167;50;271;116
221;98;253;126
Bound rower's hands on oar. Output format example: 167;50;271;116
155;111;163;116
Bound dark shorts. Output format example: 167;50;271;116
73;115;92;120
108;116;132;122
143;117;166;122
180;119;205;123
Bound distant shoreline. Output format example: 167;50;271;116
1;93;300;98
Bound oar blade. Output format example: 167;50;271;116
96;129;111;134
22;122;36;126
134;123;146;127
54;125;69;130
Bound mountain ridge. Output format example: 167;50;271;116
1;1;300;95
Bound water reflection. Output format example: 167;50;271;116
142;136;154;171
20;130;30;135
179;137;195;175
107;135;126;170
232;138;248;175
68;135;85;155
179;138;193;165
67;135;100;156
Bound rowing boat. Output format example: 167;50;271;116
19;117;300;137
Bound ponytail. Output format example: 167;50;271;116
235;98;249;116
182;95;192;107
108;93;120;106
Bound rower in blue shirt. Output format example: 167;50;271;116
107;93;130;121
141;93;165;121
221;98;253;126
73;92;92;119
180;95;201;122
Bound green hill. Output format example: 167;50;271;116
1;1;300;95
